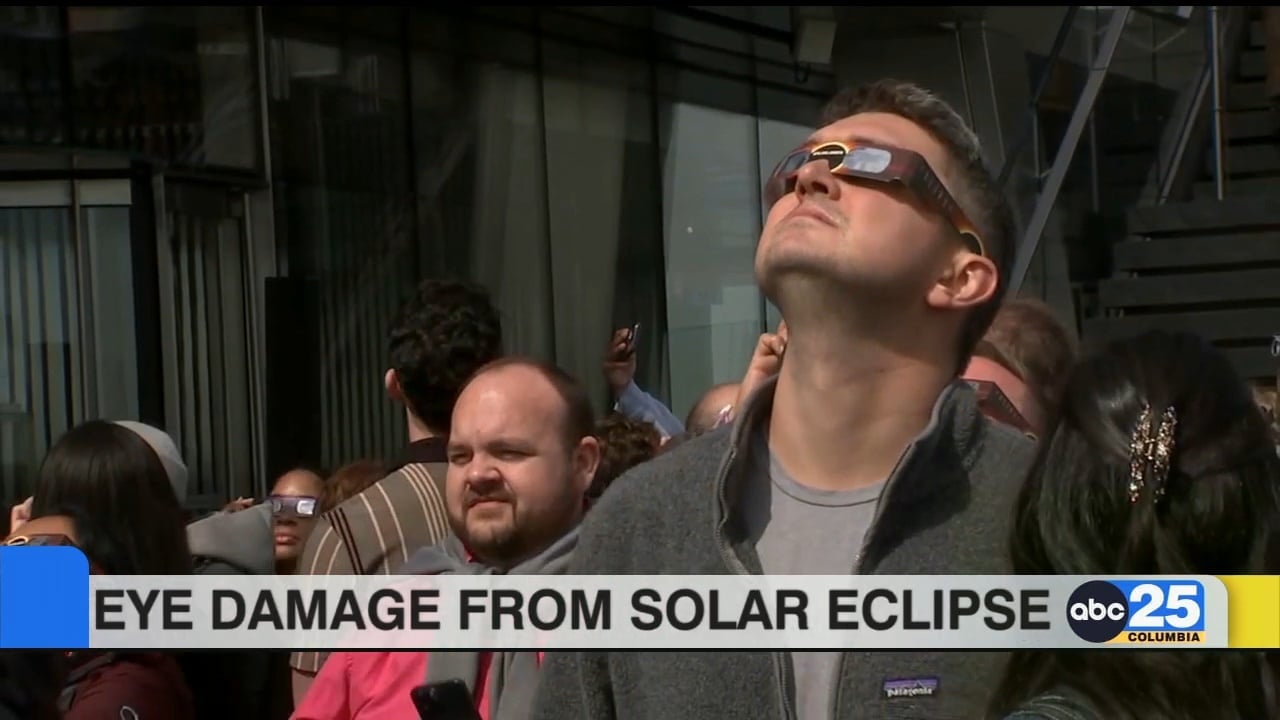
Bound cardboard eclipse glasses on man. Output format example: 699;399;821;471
764;138;985;258
765;140;1038;436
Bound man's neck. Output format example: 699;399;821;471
405;412;438;444
766;327;953;492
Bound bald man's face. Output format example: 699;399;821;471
270;469;325;563
446;365;595;568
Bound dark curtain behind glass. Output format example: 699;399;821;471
265;7;415;469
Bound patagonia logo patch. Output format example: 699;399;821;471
883;677;939;699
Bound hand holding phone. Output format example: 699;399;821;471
606;325;640;362
410;679;482;720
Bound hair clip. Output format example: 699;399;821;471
1127;404;1178;504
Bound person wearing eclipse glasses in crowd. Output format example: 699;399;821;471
266;468;326;574
534;79;1036;720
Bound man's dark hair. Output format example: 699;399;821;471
821;79;1018;372
388;279;502;434
462;356;596;447
589;413;660;499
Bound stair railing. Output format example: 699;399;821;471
1009;7;1131;293
1142;6;1248;205
995;7;1079;190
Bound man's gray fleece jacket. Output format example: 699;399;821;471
532;378;1036;720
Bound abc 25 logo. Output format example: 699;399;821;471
1067;580;1206;644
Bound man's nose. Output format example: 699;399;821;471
794;159;842;201
466;462;503;487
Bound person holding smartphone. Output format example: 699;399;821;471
293;358;598;720
602;325;685;439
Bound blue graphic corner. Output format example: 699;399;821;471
0;546;91;649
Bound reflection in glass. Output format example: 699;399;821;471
82;205;139;422
0;181;138;503
160;186;255;503
0;6;67;146
66;6;258;169
267;11;414;468
662;101;762;419
539;38;662;411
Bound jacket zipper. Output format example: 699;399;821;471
712;445;797;720
715;385;937;720
829;440;922;720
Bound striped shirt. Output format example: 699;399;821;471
289;439;451;674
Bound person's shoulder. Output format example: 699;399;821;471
323;469;420;525
577;428;729;571
348;649;424;676
73;655;193;718
980;416;1037;458
399;461;448;496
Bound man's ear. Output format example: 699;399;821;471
572;436;602;497
926;252;999;311
385;369;404;404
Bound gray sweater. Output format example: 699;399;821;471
532;379;1036;720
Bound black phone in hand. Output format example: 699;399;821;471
410;679;482;720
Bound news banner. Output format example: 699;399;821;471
1;547;1278;650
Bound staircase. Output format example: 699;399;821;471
1084;15;1280;385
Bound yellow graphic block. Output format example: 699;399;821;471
1218;576;1280;648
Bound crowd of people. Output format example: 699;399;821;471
2;77;1279;720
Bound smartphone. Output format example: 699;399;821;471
627;323;641;352
409;679;482;720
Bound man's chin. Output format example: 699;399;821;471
758;256;849;298
466;521;515;550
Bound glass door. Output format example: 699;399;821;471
155;180;259;510
0;178;139;502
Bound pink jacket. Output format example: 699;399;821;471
292;651;544;720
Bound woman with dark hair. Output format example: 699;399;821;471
989;331;1280;719
32;420;191;575
5;502;194;719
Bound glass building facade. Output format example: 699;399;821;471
2;6;1218;508
0;6;831;507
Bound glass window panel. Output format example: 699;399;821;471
0;180;138;504
0;7;68;146
66;6;259;170
540;37;663;412
659;69;762;421
266;8;412;468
